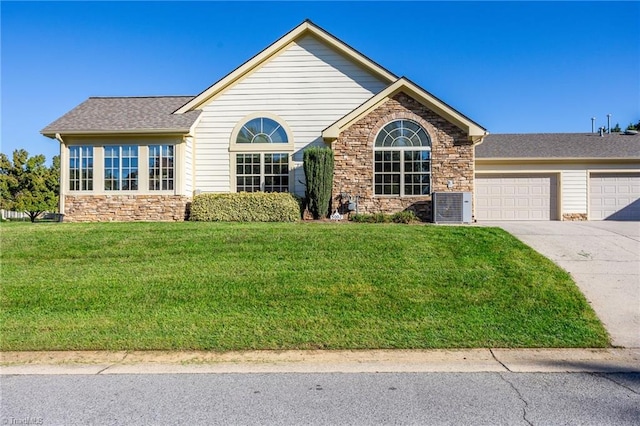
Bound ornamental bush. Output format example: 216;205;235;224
350;210;418;224
190;192;300;222
303;146;334;219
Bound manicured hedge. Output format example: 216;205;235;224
190;192;300;222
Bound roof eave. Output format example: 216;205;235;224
41;128;193;138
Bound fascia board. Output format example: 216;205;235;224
41;129;192;138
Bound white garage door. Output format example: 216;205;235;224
475;174;558;221
590;173;640;221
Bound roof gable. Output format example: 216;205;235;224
322;77;488;141
174;20;397;113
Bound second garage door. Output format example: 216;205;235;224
475;174;558;221
590;172;640;220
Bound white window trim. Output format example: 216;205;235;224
229;112;295;153
68;145;94;193
62;138;183;196
231;152;292;193
373;119;432;198
104;145;140;191
229;113;294;192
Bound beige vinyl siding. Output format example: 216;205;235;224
561;169;587;213
193;35;388;194
475;161;640;218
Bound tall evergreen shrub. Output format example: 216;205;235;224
303;146;334;219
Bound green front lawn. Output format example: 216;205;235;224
0;222;608;350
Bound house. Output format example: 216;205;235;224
41;20;640;222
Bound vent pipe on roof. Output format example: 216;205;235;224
607;114;612;134
591;117;596;133
599;126;605;137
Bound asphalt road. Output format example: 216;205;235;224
2;372;639;425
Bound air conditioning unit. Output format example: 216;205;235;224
433;192;472;224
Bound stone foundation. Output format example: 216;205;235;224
332;92;473;221
63;195;191;222
562;213;588;221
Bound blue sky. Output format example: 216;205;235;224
2;1;639;163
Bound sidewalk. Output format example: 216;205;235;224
2;348;639;375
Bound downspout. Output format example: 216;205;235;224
55;133;65;216
470;132;489;223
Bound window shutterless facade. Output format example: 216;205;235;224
233;116;292;193
148;145;174;191
374;120;431;196
104;146;138;191
69;146;94;191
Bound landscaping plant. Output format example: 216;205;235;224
190;192;299;222
303;146;334;219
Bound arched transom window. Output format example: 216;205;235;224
234;116;290;193
236;117;288;144
374;119;431;196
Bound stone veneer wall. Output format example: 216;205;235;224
64;195;191;222
562;213;588;221
332;92;474;221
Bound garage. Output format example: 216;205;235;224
589;172;640;220
475;173;558;221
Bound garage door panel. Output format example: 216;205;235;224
475;174;557;221
590;173;640;221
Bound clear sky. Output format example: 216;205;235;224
2;1;639;163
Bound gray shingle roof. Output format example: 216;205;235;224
476;133;640;159
41;96;201;136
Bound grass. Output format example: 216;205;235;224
0;222;609;351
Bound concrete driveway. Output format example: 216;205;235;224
489;221;640;348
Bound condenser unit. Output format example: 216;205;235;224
433;192;472;224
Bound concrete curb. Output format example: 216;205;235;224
1;348;638;375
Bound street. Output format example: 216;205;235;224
2;372;639;425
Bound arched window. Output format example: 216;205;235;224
233;116;291;193
374;119;431;196
236;117;288;144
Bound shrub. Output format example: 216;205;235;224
303;146;334;219
190;192;300;222
350;213;389;223
391;210;418;224
349;213;372;223
350;211;418;224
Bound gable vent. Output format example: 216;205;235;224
433;192;472;224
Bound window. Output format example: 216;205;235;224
374;120;431;196
233;116;291;192
236;153;289;192
69;146;93;191
104;146;138;191
236;117;288;144
149;145;174;191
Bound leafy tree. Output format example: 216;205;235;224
611;123;622;133
303;146;334;219
626;120;640;131
0;149;60;222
